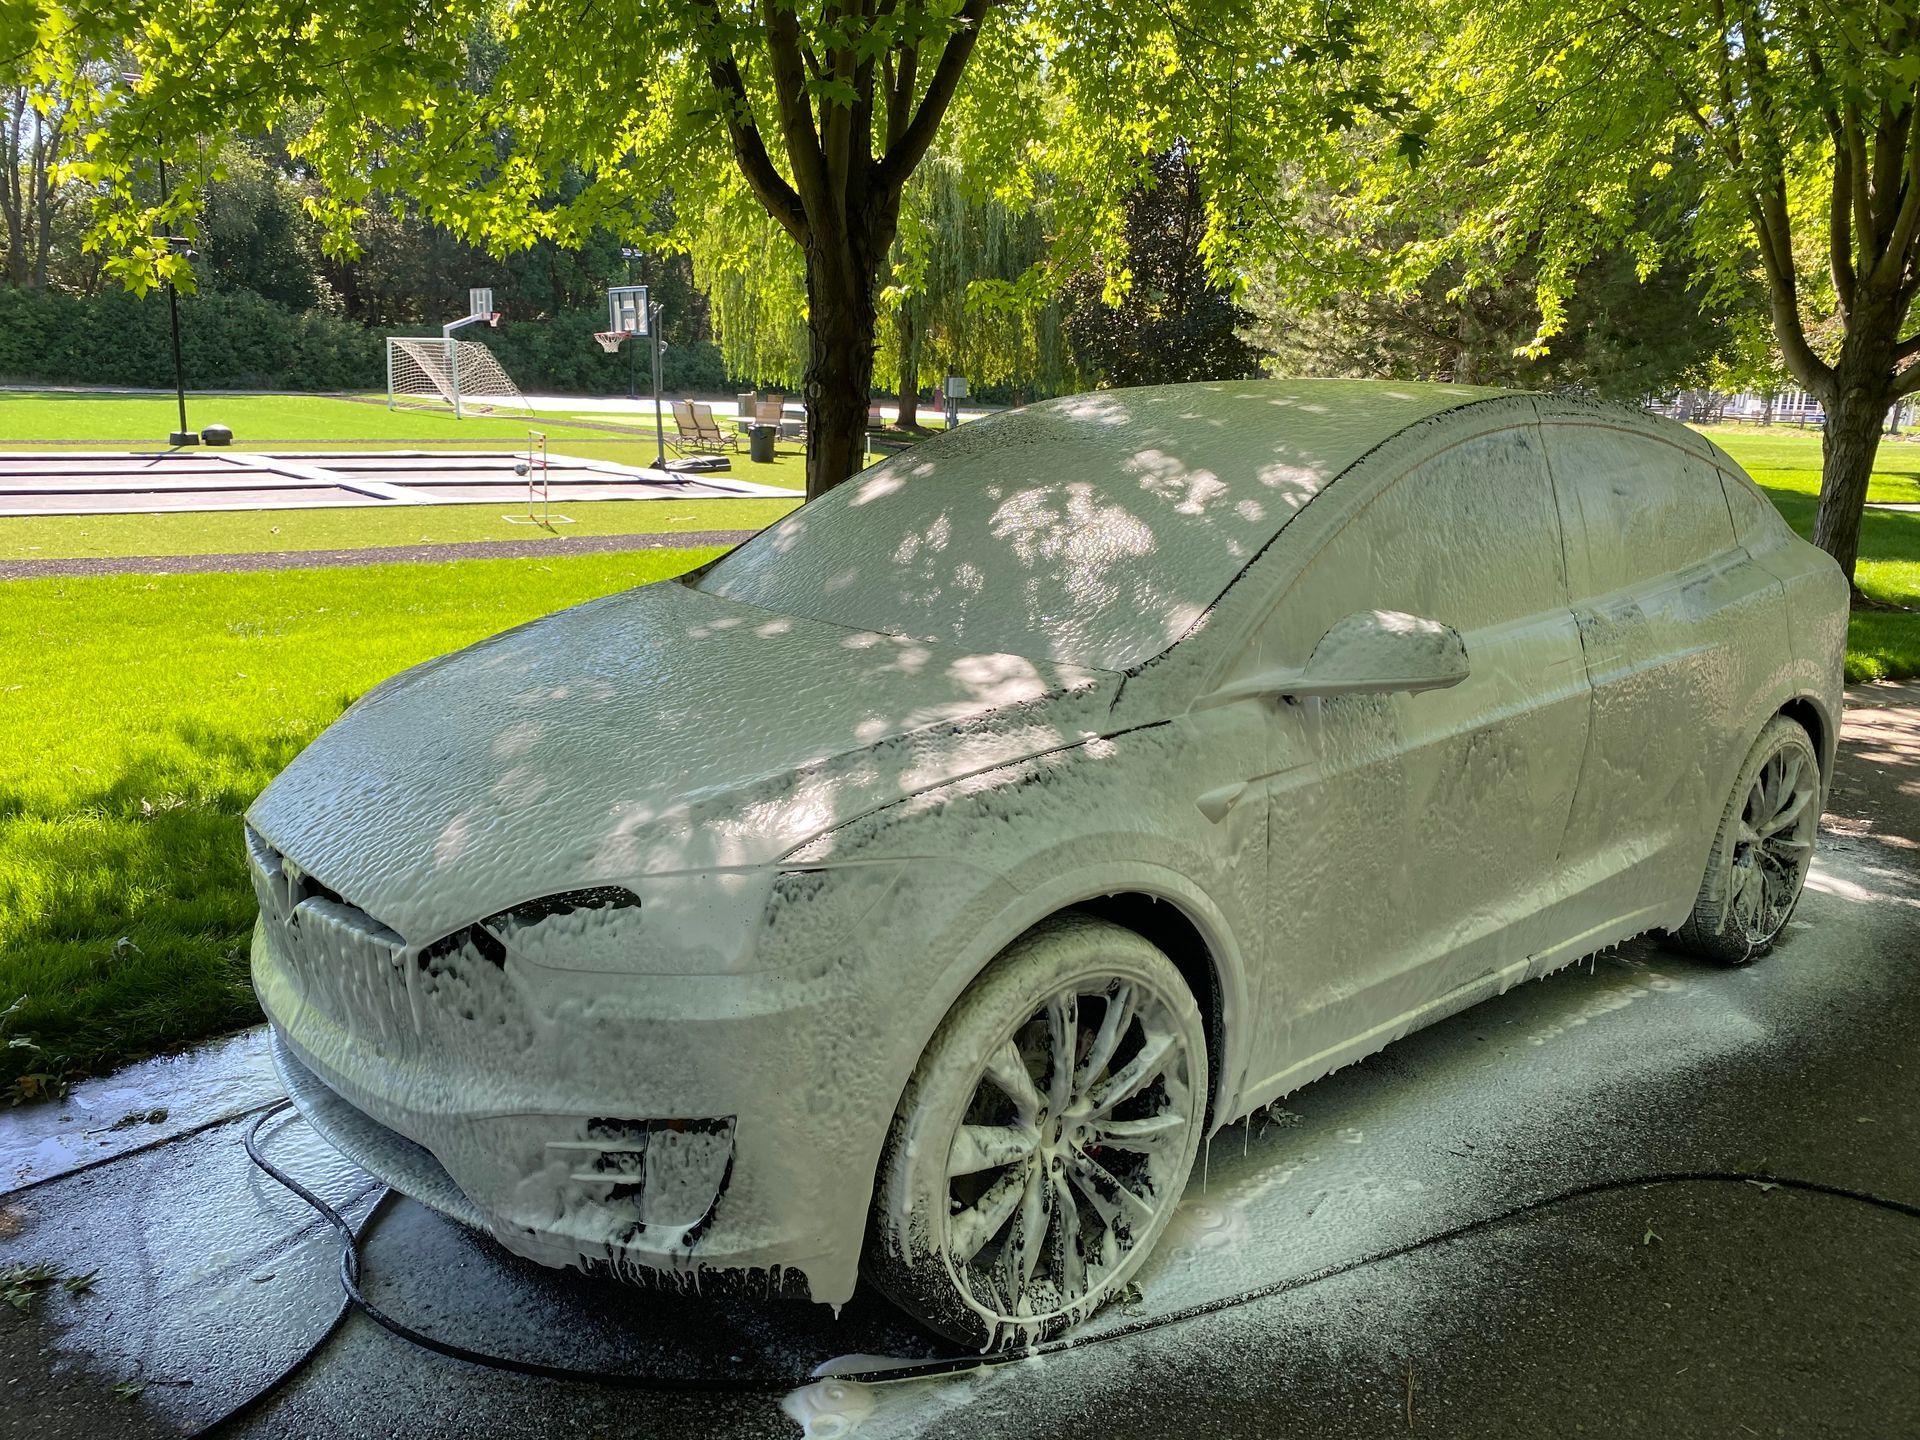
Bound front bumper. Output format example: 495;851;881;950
253;912;876;1303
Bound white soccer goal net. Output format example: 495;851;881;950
386;336;529;418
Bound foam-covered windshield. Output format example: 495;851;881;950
696;380;1492;669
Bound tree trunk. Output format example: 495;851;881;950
1810;298;1903;591
802;249;881;501
895;307;920;429
1812;385;1888;590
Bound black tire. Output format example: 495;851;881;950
864;915;1207;1349
1670;715;1820;965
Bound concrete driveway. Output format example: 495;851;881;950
5;686;1918;1439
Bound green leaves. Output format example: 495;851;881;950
1;1261;94;1311
25;0;1410;324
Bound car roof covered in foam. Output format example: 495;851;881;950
697;379;1504;670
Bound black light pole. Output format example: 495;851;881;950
155;155;196;447
619;246;643;402
651;302;667;470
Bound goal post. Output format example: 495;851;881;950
385;336;529;419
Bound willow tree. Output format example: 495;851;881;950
1324;0;1920;589
882;156;1072;425
691;155;1072;420
29;0;1391;498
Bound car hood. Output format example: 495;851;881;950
246;579;1114;942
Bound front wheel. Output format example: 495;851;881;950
865;915;1208;1349
1670;715;1820;965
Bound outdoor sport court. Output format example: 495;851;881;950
0;447;791;517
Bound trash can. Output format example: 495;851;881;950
748;423;777;464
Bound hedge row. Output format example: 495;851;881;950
0;286;735;396
0;286;378;391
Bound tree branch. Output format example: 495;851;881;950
761;0;833;221
1831;139;1858;314
1870;85;1920;292
691;4;808;243
1804;43;1856;312
818;0;866;225
872;0;993;195
1617;6;1742;174
846;1;882;212
1844;99;1880;278
1709;0;1744;164
1747;184;1835;400
885;42;917;151
1894;358;1920;400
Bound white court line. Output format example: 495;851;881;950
0;449;799;512
213;452;437;506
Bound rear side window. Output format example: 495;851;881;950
1719;468;1791;553
1542;424;1736;595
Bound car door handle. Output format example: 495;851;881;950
1196;782;1249;824
1196;759;1311;824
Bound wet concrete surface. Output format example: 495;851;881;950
3;686;1917;1438
4;1026;279;1191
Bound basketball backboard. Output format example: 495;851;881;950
609;285;650;336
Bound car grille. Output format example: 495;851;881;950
247;826;527;1060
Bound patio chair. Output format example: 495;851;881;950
670;399;708;454
689;401;740;451
758;396;805;443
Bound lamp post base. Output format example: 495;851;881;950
169;431;200;447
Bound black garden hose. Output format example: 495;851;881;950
173;1098;1920;1434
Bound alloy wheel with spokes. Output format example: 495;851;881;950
1728;743;1818;943
866;916;1207;1347
1674;715;1821;964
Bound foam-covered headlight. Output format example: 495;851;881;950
762;863;907;966
465;871;779;975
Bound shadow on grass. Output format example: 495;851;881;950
0;718;333;1099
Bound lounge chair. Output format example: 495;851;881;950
689;401;740;451
670;399;708;454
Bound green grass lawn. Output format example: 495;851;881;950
0;389;625;446
0;497;801;562
1699;424;1920;505
0;548;720;1099
0;389;811;476
1707;428;1920;682
0;388;807;560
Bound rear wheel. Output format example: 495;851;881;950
1671;716;1820;965
865;915;1207;1349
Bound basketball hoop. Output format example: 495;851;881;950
594;329;630;354
487;312;504;329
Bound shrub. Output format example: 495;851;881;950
0;285;741;396
0;286;379;390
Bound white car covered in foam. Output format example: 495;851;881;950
249;380;1847;1347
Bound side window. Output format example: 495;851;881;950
1541;424;1737;596
1719;467;1789;554
1266;425;1567;663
